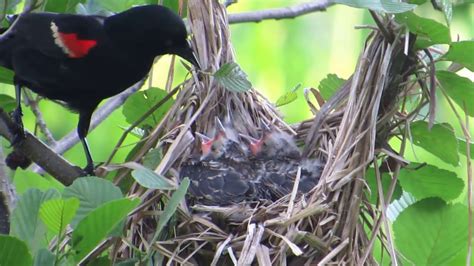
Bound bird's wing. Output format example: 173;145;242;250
13;12;106;60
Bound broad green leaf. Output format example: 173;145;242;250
44;0;84;13
72;198;140;262
154;178;189;238
319;74;346;100
333;0;416;13
122;87;174;129
214;62;253;93
14;169;64;195
10;189;60;252
0;67;14;85
432;0;453;24
398;163;464;201
131;166;174;190
39;198;80;235
0;94;16;113
408;0;427;4
410;121;459;166
94;0;156;12
365;169;402;204
395;12;451;49
162;0;187;17
275;91;297;107
33;248;55;266
143;148;163;170
436;70;474;116
63;176;123;228
443;41;474;72
393;198;468;265
0;236;32;266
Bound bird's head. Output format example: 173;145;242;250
105;5;200;68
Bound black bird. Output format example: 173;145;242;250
0;5;200;173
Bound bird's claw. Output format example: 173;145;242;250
82;163;95;176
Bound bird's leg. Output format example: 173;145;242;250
11;81;25;145
78;110;94;175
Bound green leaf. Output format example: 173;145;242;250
395;12;451;49
408;0;427;4
410;121;459;166
10;189;60;252
122;87;174;129
162;0;187;17
333;0;416;13
14;169;64;195
0;236;32;266
0;94;16;113
154;178;189;238
0;67;14;85
143;148;163;170
214;62;253;93
275;91;297;107
319;74;346;100
72;198;140;262
33;248;55;266
94;0;156;12
432;0;453;24
398;163;464;201
44;0;85;13
0;0;21;18
39;198;80;235
436;70;474;116
393;198;468;265
365;169;402;204
131;165;174;190
63;176;123;228
443;41;474;72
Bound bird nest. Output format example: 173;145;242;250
116;1;421;264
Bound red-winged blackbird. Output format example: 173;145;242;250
0;5;199;174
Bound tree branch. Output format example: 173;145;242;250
227;0;334;24
0;109;81;185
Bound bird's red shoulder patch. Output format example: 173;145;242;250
50;21;97;58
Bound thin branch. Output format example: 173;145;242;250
23;92;56;145
227;0;333;24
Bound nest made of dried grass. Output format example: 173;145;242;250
111;1;424;264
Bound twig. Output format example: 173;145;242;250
23;93;56;145
423;49;436;129
227;0;333;24
464;104;472;266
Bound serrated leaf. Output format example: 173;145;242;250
214;62;252;93
410;121;459;166
63;176;123;228
39;198;80;235
365;169;402;204
0;94;16;113
154;178;189;238
395;12;451;49
398;163;464;201
393;198;468;265
72;198;140;262
333;0;416;13
318;74;346;100
443;41;474;72
436;70;474;116
10;189;60;253
130;165;174;190
122;87;174;129
0;236;32;266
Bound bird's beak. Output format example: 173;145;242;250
177;43;201;69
